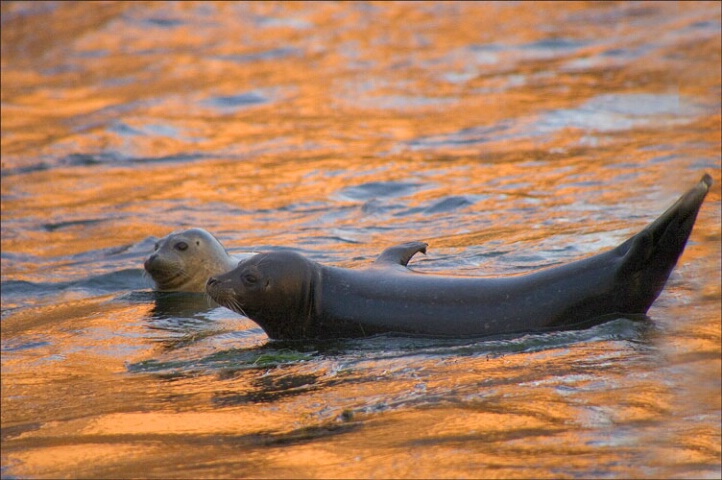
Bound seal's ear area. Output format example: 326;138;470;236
374;241;428;266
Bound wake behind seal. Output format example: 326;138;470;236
207;174;713;340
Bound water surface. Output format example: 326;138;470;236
2;2;720;478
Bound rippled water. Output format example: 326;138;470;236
2;2;721;478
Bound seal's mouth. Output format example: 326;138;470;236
206;280;248;317
151;270;186;290
144;257;187;288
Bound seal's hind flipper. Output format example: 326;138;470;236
375;241;428;266
618;173;712;312
623;173;712;270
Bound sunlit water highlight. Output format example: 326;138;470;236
2;2;720;478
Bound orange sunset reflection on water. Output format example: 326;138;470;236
1;1;720;478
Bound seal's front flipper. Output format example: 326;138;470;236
375;241;428;266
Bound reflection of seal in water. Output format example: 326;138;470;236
144;228;240;292
207;175;712;340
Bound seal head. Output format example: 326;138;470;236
144;228;237;292
206;250;318;338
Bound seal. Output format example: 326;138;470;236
144;228;244;292
207;174;712;340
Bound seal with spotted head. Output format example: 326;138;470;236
207;174;712;340
144;228;243;292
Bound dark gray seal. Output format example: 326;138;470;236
207;174;712;340
144;228;248;292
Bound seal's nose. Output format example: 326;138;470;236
206;277;218;288
143;254;157;271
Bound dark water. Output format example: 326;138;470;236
2;2;720;478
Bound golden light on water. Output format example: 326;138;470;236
1;1;720;478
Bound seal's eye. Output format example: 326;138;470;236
175;241;188;251
154;242;160;251
243;273;258;285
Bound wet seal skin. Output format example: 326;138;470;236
144;228;241;292
207;174;712;340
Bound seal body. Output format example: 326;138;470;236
207;174;712;340
144;228;242;292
